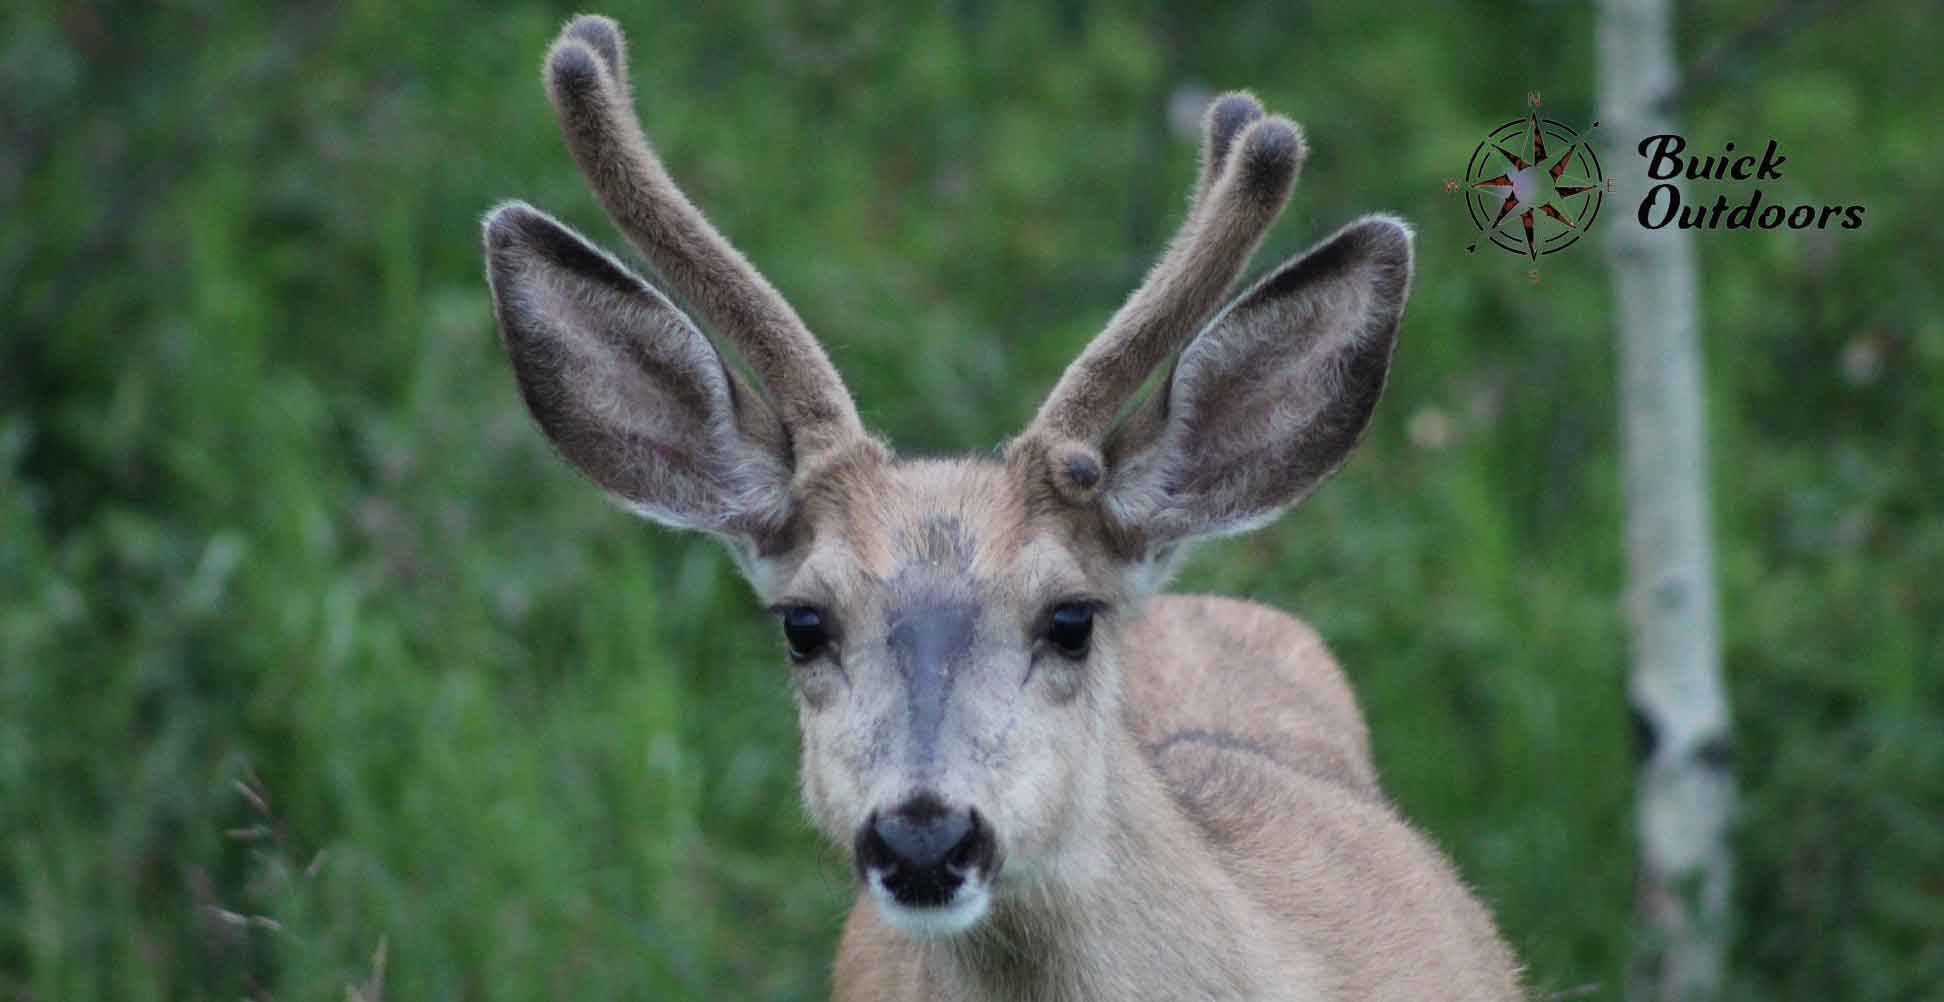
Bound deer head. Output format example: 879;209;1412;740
484;16;1412;939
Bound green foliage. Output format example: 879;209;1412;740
3;1;1938;999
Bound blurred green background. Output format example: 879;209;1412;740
3;1;1939;999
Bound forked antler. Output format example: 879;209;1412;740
1019;93;1305;501
542;16;864;462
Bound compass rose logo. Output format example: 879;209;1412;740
1458;104;1610;260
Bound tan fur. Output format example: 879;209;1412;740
831;590;1521;1001
482;15;1522;1001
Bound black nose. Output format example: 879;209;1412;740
855;794;996;907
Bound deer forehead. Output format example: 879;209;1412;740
785;459;1100;619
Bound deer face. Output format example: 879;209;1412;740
776;459;1128;936
484;16;1412;941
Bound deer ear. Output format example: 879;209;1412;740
483;202;793;547
1102;216;1412;554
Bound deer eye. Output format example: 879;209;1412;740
777;606;831;663
1046;602;1095;659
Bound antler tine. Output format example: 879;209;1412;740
1193;92;1267;213
1024;94;1306;486
542;16;864;461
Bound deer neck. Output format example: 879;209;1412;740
921;730;1301;1002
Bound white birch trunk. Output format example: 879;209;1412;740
1596;1;1737;999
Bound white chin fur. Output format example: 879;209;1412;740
869;879;991;939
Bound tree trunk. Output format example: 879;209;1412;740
1595;1;1737;1000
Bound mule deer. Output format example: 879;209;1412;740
482;15;1523;1001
